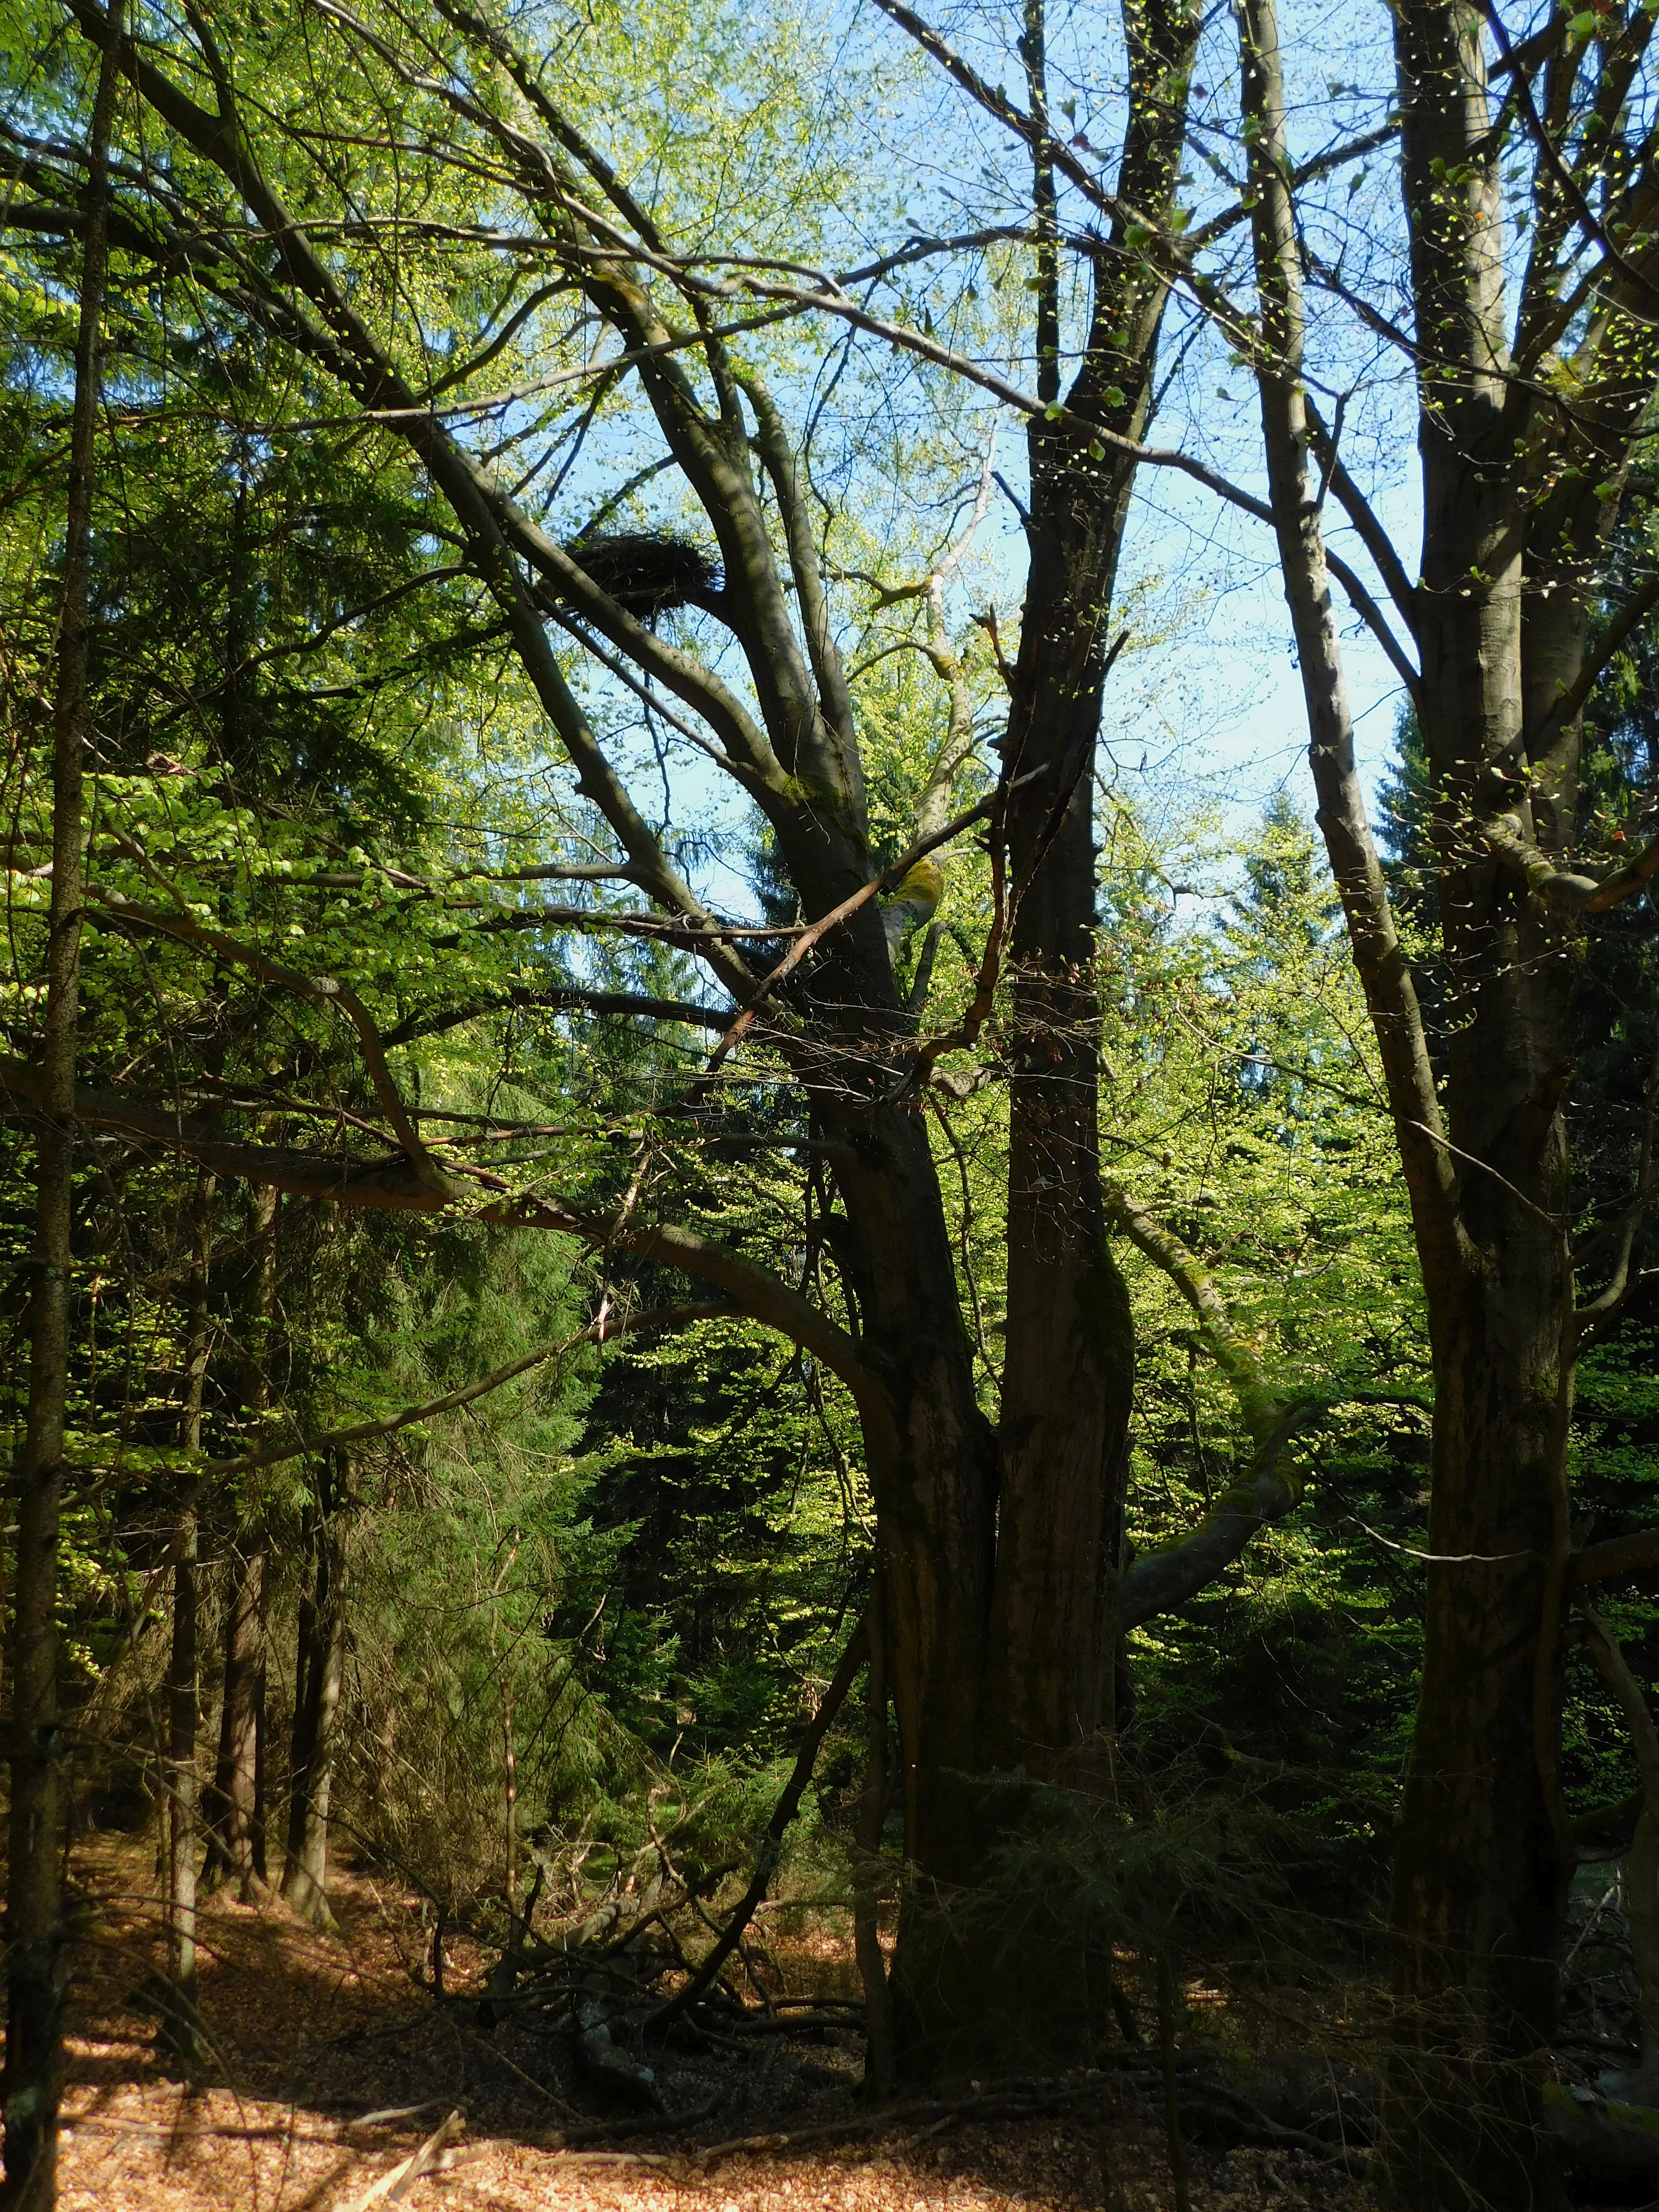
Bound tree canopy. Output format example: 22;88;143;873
6;4;1659;2209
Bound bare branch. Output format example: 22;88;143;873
703;767;1047;1075
380;988;730;1051
649;1613;870;2026
1477;1;1659;325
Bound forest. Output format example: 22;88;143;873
6;0;1659;2207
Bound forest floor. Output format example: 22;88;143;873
58;1832;1381;2212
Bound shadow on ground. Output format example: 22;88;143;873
54;1828;1379;2212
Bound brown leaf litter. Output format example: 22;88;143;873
58;1834;1380;2211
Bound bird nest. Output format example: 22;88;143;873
568;531;721;617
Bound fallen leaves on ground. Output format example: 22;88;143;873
59;1834;1380;2212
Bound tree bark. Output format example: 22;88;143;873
854;1585;896;2101
2;10;121;2200
986;0;1194;1783
1380;10;1594;2201
283;1456;345;1931
203;1178;277;1897
161;1515;201;2060
161;1166;214;2061
1237;2;1659;2201
202;1547;266;1897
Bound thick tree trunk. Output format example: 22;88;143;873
3;12;121;2200
986;0;1192;1786
283;1459;346;1931
990;505;1137;1778
829;1106;998;1879
1381;729;1577;2205
826;1100;997;2073
1238;6;1574;2199
1386;1261;1570;2207
1381;12;1582;2190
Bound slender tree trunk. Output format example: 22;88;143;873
1236;2;1603;2200
2;12;121;2200
252;1651;267;1881
502;1682;518;1915
854;1583;895;2101
162;1167;214;2059
202;1179;276;1897
161;1516;201;2059
202;1550;265;1897
283;1457;345;1931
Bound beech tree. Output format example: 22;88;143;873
26;2;1659;2203
1228;3;1659;2204
873;0;1659;2198
0;0;1365;2129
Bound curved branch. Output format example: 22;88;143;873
0;1056;881;1413
197;1301;733;1481
1575;1527;1659;1586
99;891;458;1196
1485;817;1659;913
1108;1177;1430;1627
380;987;730;1051
1108;1180;1299;1625
1106;1181;1274;1417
